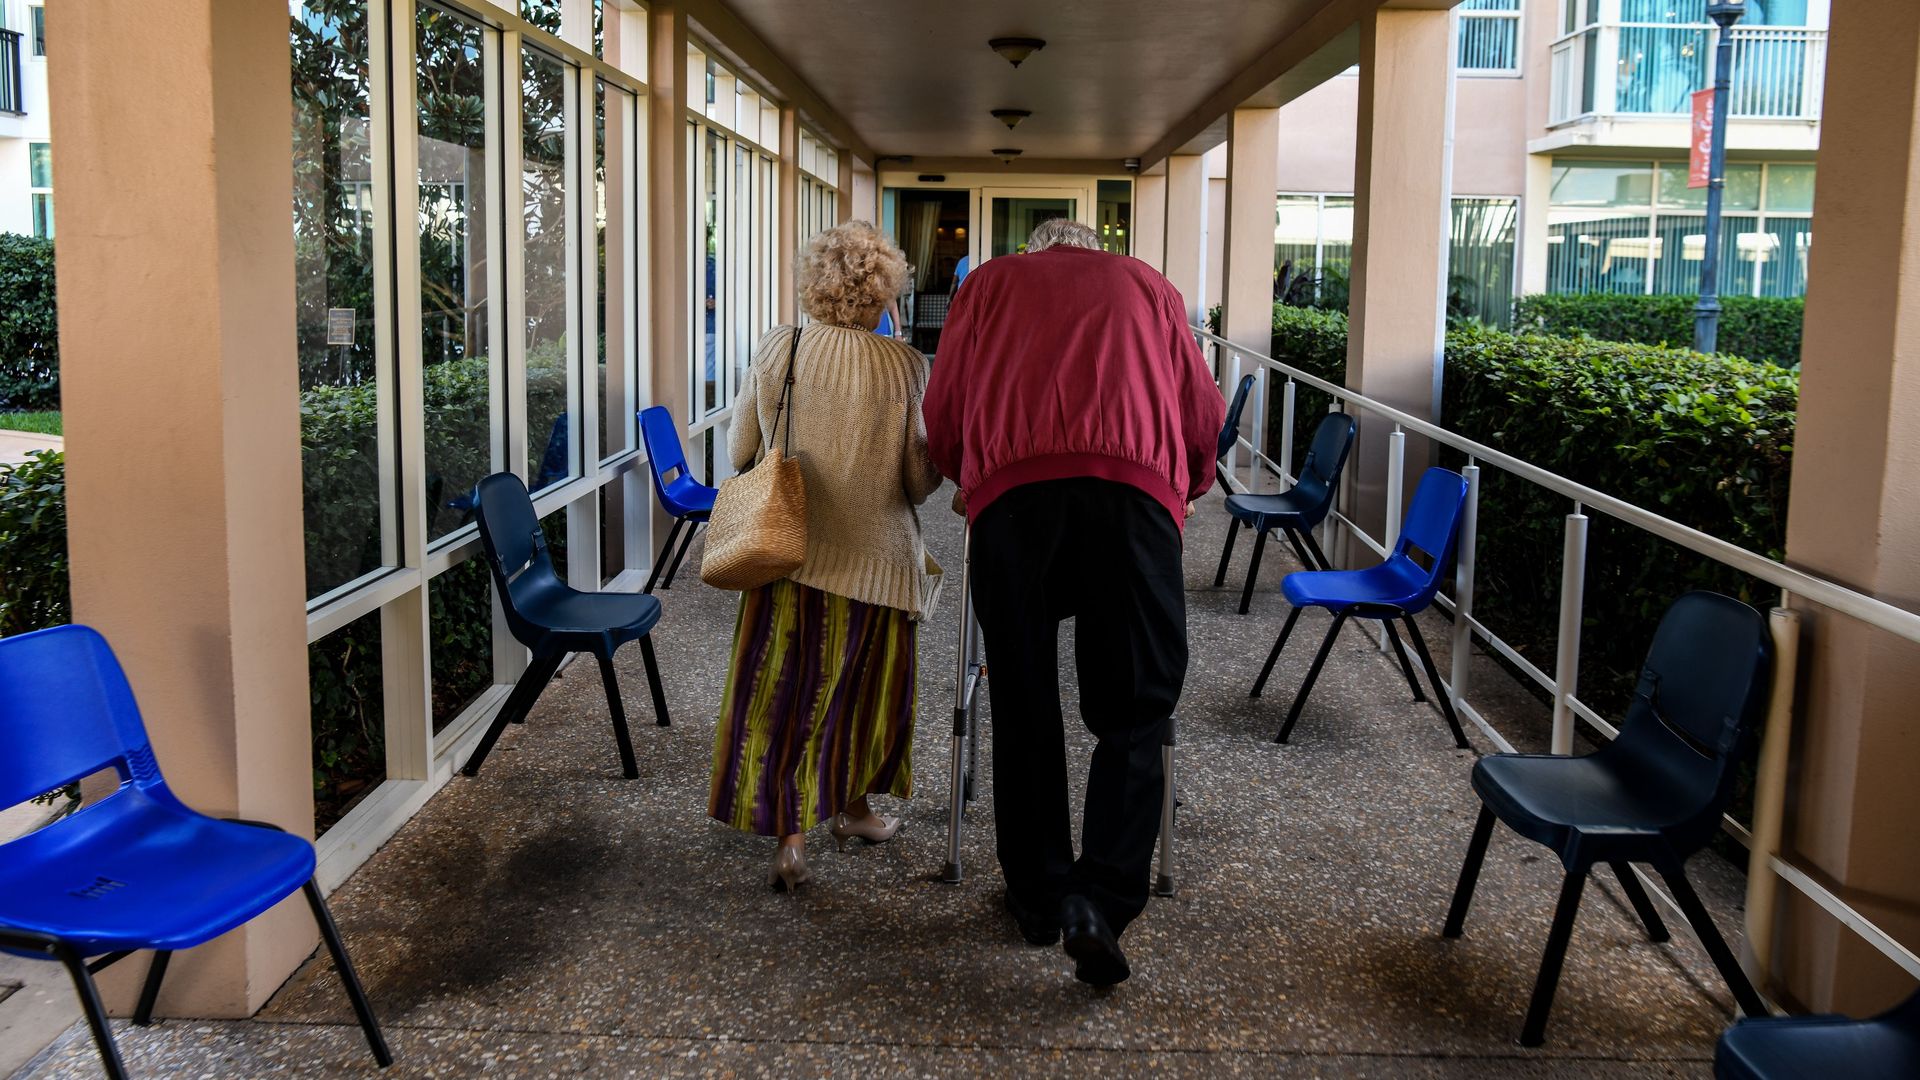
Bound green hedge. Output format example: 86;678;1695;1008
0;235;59;411
1513;292;1804;369
1253;306;1796;717
0;449;68;638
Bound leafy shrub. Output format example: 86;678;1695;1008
1253;305;1797;716
1514;292;1804;369
0;235;59;410
0;449;68;638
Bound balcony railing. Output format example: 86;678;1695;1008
1550;23;1826;126
0;29;21;116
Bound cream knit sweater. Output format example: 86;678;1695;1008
729;324;942;617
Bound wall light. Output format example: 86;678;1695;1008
991;109;1032;130
988;38;1046;68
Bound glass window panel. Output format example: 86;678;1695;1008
1620;0;1704;22
1648;213;1757;295
523;46;576;494
592;0;604;57
1657;161;1761;210
597;80;637;464
542;507;569;581
521;0;562;34
1615;25;1709;113
1546;211;1653;294
700;128;722;412
1320;196;1355;278
1097;179;1132;255
1749;0;1809;25
1549;160;1654;208
30;193;51;239
293;0;385;598
27;143;49;188
29;5;43;56
1458;2;1521;73
1766;164;1816;212
429;557;493;734
417;4;494;542
309;608;383;835
1758;217;1812;298
1273;195;1320;282
732;141;752;399
599;480;628;587
1449;197;1518;327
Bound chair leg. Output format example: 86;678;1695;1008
1238;529;1269;615
1300;529;1333;571
1381;618;1427;703
638;635;671;728
132;950;171;1026
461;649;565;777
1213;518;1240;588
661;521;700;589
1609;862;1670;943
56;944;127;1080
643;518;686;594
1444;804;1497;938
1251;606;1302;699
1402;615;1470;749
1654;855;1769;1017
301;880;394;1067
1520;866;1590;1047
1277;611;1347;744
595;649;640;779
1280;528;1316;572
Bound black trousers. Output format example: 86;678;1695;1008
970;477;1188;935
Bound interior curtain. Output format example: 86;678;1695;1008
903;201;941;292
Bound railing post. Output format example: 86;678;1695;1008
1743;601;1801;990
1252;365;1270;491
1279;378;1296;482
1226;351;1244;479
1381;426;1405;653
1327;397;1345;569
1551;504;1589;755
1449;462;1480;704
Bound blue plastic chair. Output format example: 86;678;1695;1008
0;625;391;1079
1444;591;1774;1047
1250;466;1469;748
639;405;718;594
1214;411;1355;614
460;472;671;780
1716;989;1920;1079
1213;374;1256;486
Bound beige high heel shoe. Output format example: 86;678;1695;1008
767;843;811;892
830;812;901;851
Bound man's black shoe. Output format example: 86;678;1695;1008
1004;890;1060;946
1059;894;1130;986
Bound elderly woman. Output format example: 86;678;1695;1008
708;221;941;892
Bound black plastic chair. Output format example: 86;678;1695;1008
1442;590;1774;1047
1214;373;1256;488
460;472;671;780
1716;988;1920;1079
1214;412;1355;614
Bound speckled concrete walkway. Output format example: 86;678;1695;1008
22;482;1749;1079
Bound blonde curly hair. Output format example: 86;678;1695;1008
797;220;910;328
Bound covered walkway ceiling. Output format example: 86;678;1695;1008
712;0;1387;167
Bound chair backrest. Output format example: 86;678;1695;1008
472;471;560;627
1605;591;1773;848
639;406;690;493
1216;375;1256;462
1391;467;1470;590
1283;412;1358;528
0;625;158;812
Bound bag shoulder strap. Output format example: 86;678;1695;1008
770;326;800;456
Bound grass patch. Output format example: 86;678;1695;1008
0;411;60;436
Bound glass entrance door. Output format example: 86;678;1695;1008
977;189;1079;262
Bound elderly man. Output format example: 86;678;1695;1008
925;218;1224;986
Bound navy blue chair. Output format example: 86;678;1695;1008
639;405;718;593
460;472;671;781
1250;465;1468;748
0;625;391;1080
1716;989;1920;1078
1214;374;1256;487
1443;591;1774;1047
1214;412;1356;614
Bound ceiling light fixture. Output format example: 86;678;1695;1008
988;38;1046;68
992;148;1024;164
991;109;1032;130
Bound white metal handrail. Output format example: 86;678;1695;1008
1195;326;1920;986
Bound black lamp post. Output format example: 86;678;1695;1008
1693;0;1747;354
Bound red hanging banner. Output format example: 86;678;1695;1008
1689;88;1715;189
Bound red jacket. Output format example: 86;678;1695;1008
924;246;1225;529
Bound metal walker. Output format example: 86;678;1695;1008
939;526;1180;898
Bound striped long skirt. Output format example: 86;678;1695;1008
708;578;916;837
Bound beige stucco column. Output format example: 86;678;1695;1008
1132;169;1167;271
49;1;314;1015
840;149;877;225
1222;108;1280;354
1518;153;1552;295
1164;153;1210;324
1773;0;1920;1016
648;2;691;521
1346;5;1455;539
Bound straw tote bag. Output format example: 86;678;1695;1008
700;327;808;591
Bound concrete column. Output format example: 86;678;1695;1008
838;148;876;225
1774;0;1920;1016
1164;153;1209;325
1519;153;1552;295
1222;108;1279;354
50;1;313;1015
1346;6;1455;539
648;1;690;538
1133;170;1167;271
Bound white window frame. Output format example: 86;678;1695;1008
1457;0;1523;77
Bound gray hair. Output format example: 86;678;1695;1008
1026;218;1102;253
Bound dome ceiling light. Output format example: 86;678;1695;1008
993;148;1024;164
991;109;1032;130
988;38;1046;68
